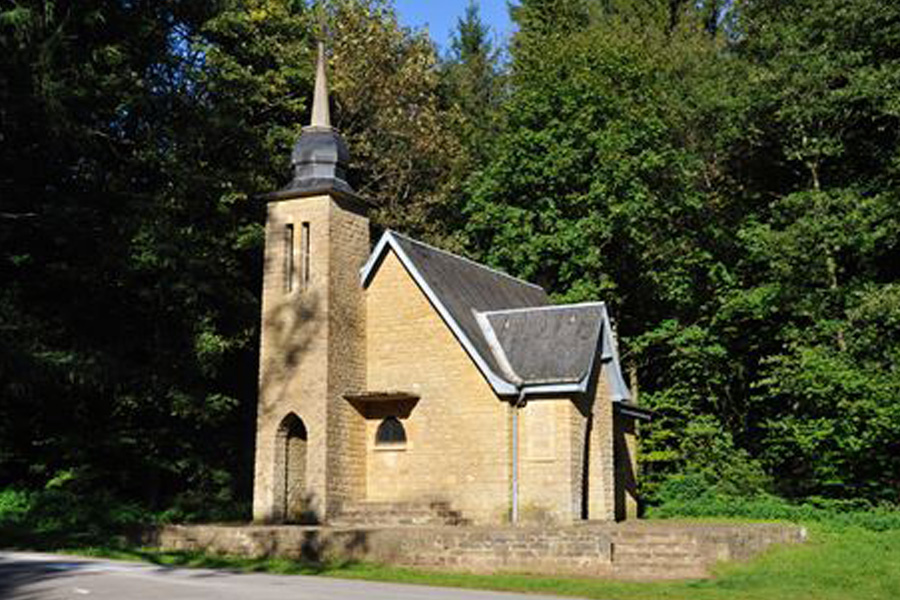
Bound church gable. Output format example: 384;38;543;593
478;303;631;400
364;247;495;396
362;232;548;393
360;230;631;401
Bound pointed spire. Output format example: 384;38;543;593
280;38;358;201
310;41;331;129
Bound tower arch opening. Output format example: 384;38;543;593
275;412;308;523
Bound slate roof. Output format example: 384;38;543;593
479;304;605;385
360;231;631;400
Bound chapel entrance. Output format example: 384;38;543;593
278;413;308;523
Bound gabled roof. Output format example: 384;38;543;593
360;231;631;400
477;303;631;400
478;303;605;386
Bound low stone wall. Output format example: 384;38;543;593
148;521;806;580
386;527;616;575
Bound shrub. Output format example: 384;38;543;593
0;488;32;526
648;484;900;531
0;486;153;548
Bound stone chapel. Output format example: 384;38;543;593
252;44;651;526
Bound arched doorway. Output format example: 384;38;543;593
277;413;308;523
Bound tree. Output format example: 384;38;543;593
442;0;503;166
0;0;260;511
0;0;467;515
724;0;900;501
324;0;462;243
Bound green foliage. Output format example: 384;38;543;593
442;1;503;167
650;483;900;532
0;487;151;547
0;489;31;526
459;0;900;507
0;0;461;518
0;480;248;549
326;0;462;242
2;0;900;525
465;11;715;307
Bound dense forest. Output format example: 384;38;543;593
1;0;899;524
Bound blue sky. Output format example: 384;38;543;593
393;0;514;53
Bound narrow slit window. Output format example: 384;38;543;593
300;222;311;289
284;223;294;292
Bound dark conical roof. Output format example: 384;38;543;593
285;42;355;196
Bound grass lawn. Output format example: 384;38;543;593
63;523;900;600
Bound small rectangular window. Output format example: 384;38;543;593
284;223;294;292
300;222;311;289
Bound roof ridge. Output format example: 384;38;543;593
388;231;546;293
479;301;606;317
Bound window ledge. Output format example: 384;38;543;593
373;443;407;452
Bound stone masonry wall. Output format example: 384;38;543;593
614;412;639;520
152;522;807;580
569;395;589;520
325;198;369;514
253;194;368;523
517;398;579;523
587;367;616;521
364;250;511;524
254;196;332;522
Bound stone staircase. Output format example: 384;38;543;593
330;500;469;527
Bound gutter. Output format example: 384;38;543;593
614;401;653;422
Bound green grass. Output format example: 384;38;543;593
58;524;900;600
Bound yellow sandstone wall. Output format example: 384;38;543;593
516;373;619;524
587;367;617;521
254;208;626;525
364;250;511;524
325;198;369;513
517;398;581;523
253;194;368;523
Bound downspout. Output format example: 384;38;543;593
511;388;526;524
473;311;528;524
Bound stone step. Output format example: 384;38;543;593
331;500;468;527
610;532;696;544
613;542;700;557
341;500;451;509
337;506;451;516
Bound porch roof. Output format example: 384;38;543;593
343;390;420;403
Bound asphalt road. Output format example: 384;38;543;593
0;552;583;600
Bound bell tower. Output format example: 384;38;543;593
252;42;369;523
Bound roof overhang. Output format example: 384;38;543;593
477;302;632;402
343;390;420;403
257;185;373;216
